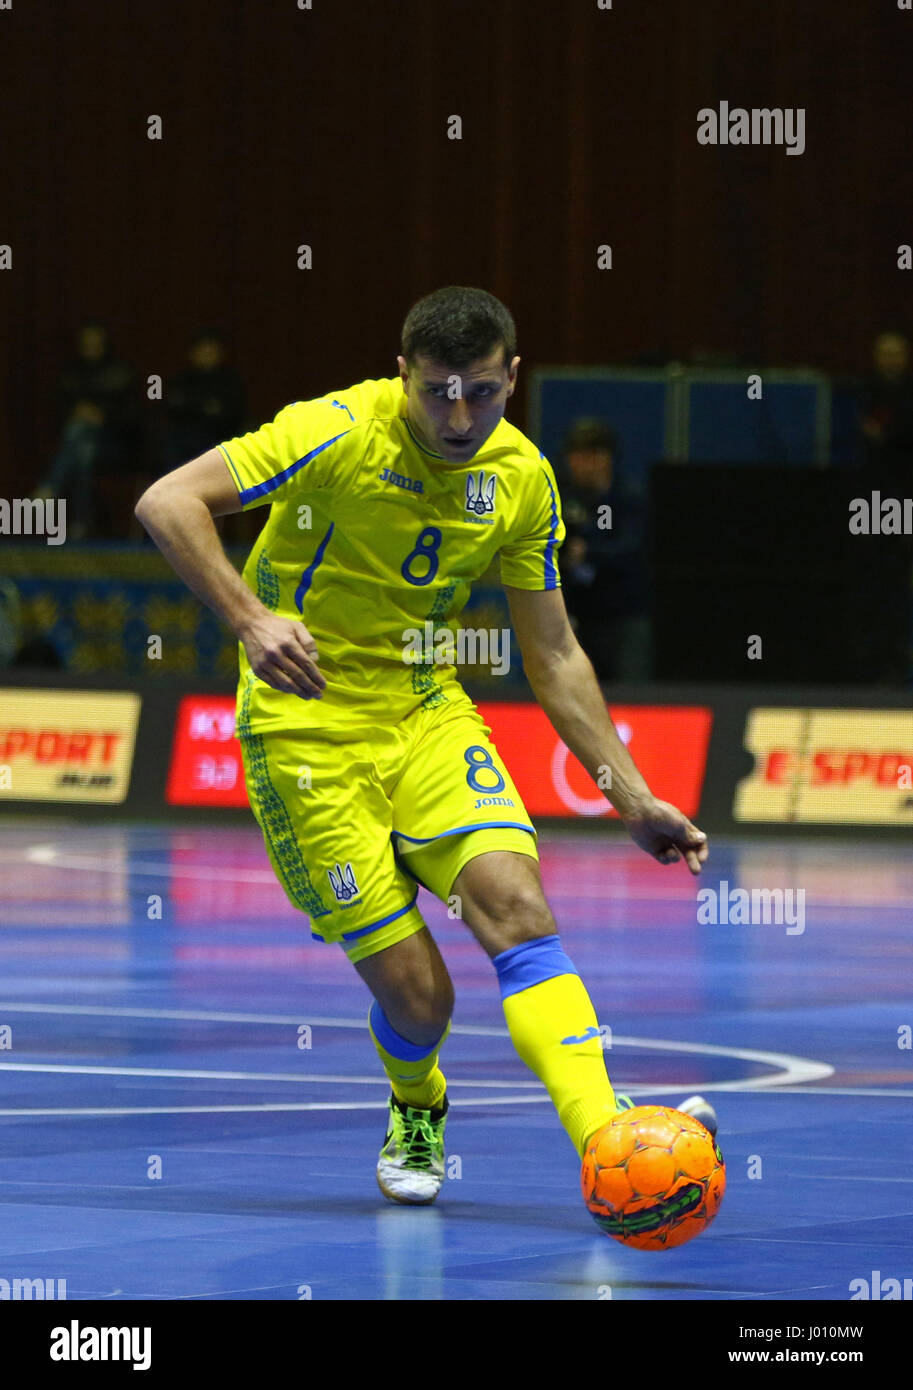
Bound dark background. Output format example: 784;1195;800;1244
1;0;910;487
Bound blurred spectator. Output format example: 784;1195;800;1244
0;580;19;667
37;320;142;538
858;329;913;486
857;330;913;686
0;579;62;669
558;419;651;682
162;329;245;472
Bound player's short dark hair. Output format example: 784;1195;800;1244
401;287;517;370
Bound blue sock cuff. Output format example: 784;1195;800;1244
369;1000;445;1062
491;933;579;1000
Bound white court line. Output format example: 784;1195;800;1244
0;1084;899;1120
0;1002;835;1087
0;1002;510;1037
10;846;908;909
729;1085;913;1098
0;1062;540;1087
0;1097;551;1117
0;1055;833;1090
18;849;276;882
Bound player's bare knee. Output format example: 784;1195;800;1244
356;927;453;1043
453;851;555;947
471;882;556;946
388;998;452;1047
389;969;454;1043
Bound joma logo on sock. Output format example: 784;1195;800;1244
561;1024;612;1048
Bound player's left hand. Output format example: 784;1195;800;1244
621;798;709;875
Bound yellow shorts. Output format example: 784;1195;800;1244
238;693;538;963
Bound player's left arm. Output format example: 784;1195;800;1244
503;584;709;874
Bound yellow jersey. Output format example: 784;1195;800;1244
217;377;565;732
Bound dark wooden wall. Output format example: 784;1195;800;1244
1;0;909;487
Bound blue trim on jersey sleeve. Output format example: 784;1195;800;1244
330;399;356;423
238;429;352;505
540;466;561;590
219;444;244;491
294;521;335;612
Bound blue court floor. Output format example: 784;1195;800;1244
0;822;910;1301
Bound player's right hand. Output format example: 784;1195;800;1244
237;614;326;699
622;797;708;875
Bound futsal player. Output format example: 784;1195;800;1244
135;287;715;1205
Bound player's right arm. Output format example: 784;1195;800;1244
134;448;326;699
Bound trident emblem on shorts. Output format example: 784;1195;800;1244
328;861;359;902
466;470;496;516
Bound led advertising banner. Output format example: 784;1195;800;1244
735;708;913;825
166;696;248;807
478;703;713;818
0;688;140;804
165;695;713;817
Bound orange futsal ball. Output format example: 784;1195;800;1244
581;1104;726;1251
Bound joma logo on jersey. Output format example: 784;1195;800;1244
466;471;496;516
327;861;359;902
379;467;424;494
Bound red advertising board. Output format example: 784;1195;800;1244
167;695;712;816
166;696;248;806
478;703;712;817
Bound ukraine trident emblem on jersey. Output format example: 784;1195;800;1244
466;470;497;516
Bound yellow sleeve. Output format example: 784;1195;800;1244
499;455;566;591
216;397;357;509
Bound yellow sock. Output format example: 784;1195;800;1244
368;1001;449;1111
495;936;617;1156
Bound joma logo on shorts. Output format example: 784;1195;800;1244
473;795;515;808
379;467;424;494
